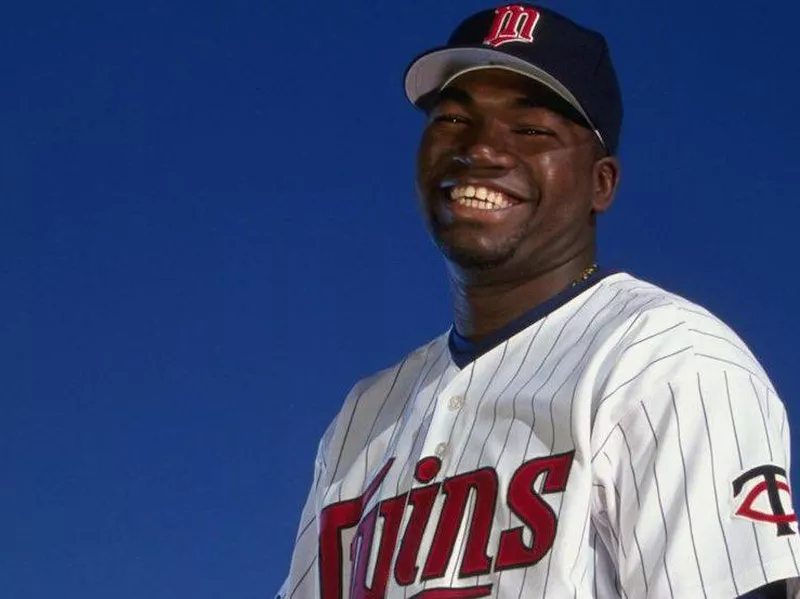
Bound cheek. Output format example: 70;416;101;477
416;136;456;193
537;155;594;211
415;136;436;184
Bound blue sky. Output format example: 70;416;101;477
1;1;798;597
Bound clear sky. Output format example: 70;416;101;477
1;1;798;598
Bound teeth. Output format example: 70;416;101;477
454;197;500;210
449;185;514;210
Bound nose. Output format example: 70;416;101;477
453;120;516;171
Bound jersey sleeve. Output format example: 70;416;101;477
591;316;800;598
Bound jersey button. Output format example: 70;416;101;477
447;395;465;411
434;442;448;457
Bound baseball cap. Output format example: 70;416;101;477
404;3;623;154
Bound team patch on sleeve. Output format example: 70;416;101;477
731;464;797;536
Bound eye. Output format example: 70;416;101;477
432;113;471;125
513;126;554;136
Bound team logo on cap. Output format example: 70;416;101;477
732;464;797;536
483;5;541;47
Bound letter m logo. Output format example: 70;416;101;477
483;5;541;47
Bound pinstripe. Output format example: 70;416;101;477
687;327;753;360
591;425;619;462
696;353;767;382
532;290;625;598
364;346;452;508
725;371;768;584
615;563;627;599
519;287;605;454
696;372;739;595
361;356;412;489
393;356;458;599
447;344;510;586
287;559;315;599
472;342;515;466
788;542;800;577
489;320;549;595
586;296;670;422
601;452;620;500
571;524;592;599
592;529;597;597
618;423;648;595
765;387;772;419
392;345;452;495
668;382;707;598
384;342;449;458
294;516;315;544
592;483;625;559
641;401;675;599
420;361;479;595
330;384;373;496
477;323;547;466
724;371;744;468
597;346;692;408
619;321;685;355
750;376;774;460
676;306;723;323
539;280;628;598
491;320;547;468
563;290;642;446
780;408;788;445
452;342;509;473
593;528;599;598
509;290;605;599
548;290;625;452
598;450;628;558
605;514;625;561
749;376;800;580
568;504;593;597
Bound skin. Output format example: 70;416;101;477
415;69;621;340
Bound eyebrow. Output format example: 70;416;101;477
515;93;590;128
425;85;588;129
430;86;473;108
513;95;548;109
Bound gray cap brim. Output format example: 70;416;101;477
404;46;604;146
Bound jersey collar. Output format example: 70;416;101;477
448;268;617;368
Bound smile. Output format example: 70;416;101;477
449;185;516;211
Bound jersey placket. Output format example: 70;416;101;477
417;364;475;468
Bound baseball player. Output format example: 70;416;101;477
278;4;799;598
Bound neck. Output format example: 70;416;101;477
449;253;597;341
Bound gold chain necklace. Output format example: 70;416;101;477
572;263;599;287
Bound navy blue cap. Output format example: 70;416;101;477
404;4;623;153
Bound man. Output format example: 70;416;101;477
278;4;799;598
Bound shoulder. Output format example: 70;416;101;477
315;332;450;469
589;273;777;423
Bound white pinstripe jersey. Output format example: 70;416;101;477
279;272;800;599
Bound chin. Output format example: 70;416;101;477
437;238;519;272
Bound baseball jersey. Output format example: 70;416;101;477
278;271;800;599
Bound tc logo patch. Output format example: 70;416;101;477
732;464;797;536
483;5;541;47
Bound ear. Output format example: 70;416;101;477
591;156;620;213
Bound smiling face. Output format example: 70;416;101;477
416;69;619;282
